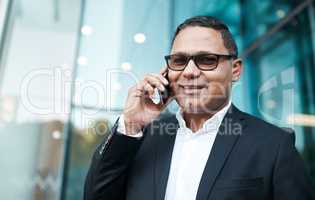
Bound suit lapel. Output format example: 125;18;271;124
154;116;179;200
196;105;246;200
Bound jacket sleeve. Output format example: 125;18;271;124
84;118;144;200
273;131;315;200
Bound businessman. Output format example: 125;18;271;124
84;16;315;200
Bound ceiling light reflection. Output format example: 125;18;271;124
134;33;146;44
121;62;132;71
81;25;93;36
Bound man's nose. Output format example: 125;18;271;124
182;59;201;79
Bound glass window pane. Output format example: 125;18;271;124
0;0;82;199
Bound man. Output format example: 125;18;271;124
84;16;315;200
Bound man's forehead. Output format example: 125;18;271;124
174;26;222;41
171;26;228;54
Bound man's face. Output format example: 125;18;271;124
168;26;242;114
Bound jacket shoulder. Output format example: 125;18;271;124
239;110;295;145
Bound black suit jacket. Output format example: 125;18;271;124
84;105;315;200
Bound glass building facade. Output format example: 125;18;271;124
0;0;314;199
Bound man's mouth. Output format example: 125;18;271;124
181;85;204;89
179;84;206;95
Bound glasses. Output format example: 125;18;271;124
164;53;237;71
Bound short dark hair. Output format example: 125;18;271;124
172;16;238;57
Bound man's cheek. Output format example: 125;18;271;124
207;81;227;97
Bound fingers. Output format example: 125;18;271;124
149;73;169;85
131;73;170;101
128;84;143;99
159;66;168;76
143;83;155;96
143;75;166;92
132;88;144;98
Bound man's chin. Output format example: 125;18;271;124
180;101;206;114
178;99;223;114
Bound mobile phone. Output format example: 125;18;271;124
160;71;171;104
150;71;171;105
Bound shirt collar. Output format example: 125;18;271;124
175;100;232;134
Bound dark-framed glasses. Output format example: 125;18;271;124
164;53;237;71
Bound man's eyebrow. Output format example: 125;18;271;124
194;51;216;54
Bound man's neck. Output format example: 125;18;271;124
182;100;230;133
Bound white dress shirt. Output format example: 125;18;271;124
117;101;231;200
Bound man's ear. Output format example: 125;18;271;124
231;58;242;82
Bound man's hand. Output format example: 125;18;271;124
123;66;174;135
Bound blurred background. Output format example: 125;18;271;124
0;0;314;199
